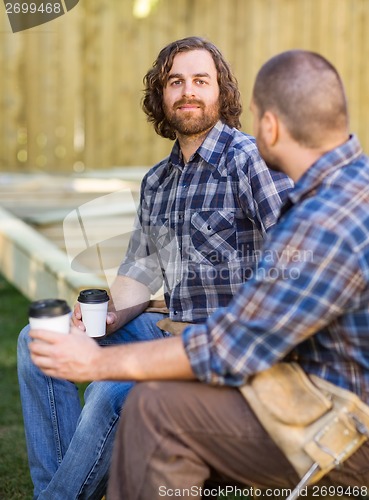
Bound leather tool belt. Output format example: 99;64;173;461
239;363;369;485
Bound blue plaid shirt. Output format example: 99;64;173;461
118;121;292;322
183;135;369;403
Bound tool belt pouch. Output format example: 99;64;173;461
239;363;369;483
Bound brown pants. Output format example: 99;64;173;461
107;381;369;500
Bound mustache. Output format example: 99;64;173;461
174;99;204;109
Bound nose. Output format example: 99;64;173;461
182;80;195;98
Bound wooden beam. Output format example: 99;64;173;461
0;205;106;307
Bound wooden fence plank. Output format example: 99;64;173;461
1;17;22;170
1;0;369;172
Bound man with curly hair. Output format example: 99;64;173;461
18;37;291;499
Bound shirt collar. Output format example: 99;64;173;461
168;120;232;171
288;134;363;206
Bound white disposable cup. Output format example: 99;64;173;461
29;299;71;335
77;289;109;338
29;313;71;334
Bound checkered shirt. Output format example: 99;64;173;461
118;121;292;322
183;135;369;403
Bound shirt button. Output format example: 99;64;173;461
173;310;178;315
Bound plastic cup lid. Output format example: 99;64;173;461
78;289;110;304
29;299;71;318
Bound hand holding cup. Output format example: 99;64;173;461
77;289;110;338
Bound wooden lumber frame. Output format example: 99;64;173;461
0;205;106;307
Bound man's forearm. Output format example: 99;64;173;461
107;275;151;332
95;336;195;381
29;329;196;383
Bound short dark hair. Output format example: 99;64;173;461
142;36;242;140
252;50;349;148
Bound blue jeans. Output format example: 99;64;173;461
17;312;169;500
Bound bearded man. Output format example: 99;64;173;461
18;37;292;500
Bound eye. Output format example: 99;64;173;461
171;80;183;86
195;79;207;85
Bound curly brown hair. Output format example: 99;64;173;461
142;37;242;140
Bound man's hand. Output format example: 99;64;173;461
72;302;118;335
29;326;103;382
72;276;151;335
71;301;85;330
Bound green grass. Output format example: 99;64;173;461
0;274;33;499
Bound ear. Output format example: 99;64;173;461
261;111;279;146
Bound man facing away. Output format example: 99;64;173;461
29;49;369;499
18;37;291;499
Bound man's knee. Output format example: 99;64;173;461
126;381;166;415
83;380;135;417
17;324;31;366
18;324;30;345
124;381;181;429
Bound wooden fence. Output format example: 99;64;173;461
0;0;369;172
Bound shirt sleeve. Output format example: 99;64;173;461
117;179;163;295
182;207;365;386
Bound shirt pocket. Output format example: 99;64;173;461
190;210;237;264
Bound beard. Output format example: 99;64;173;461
164;98;220;137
